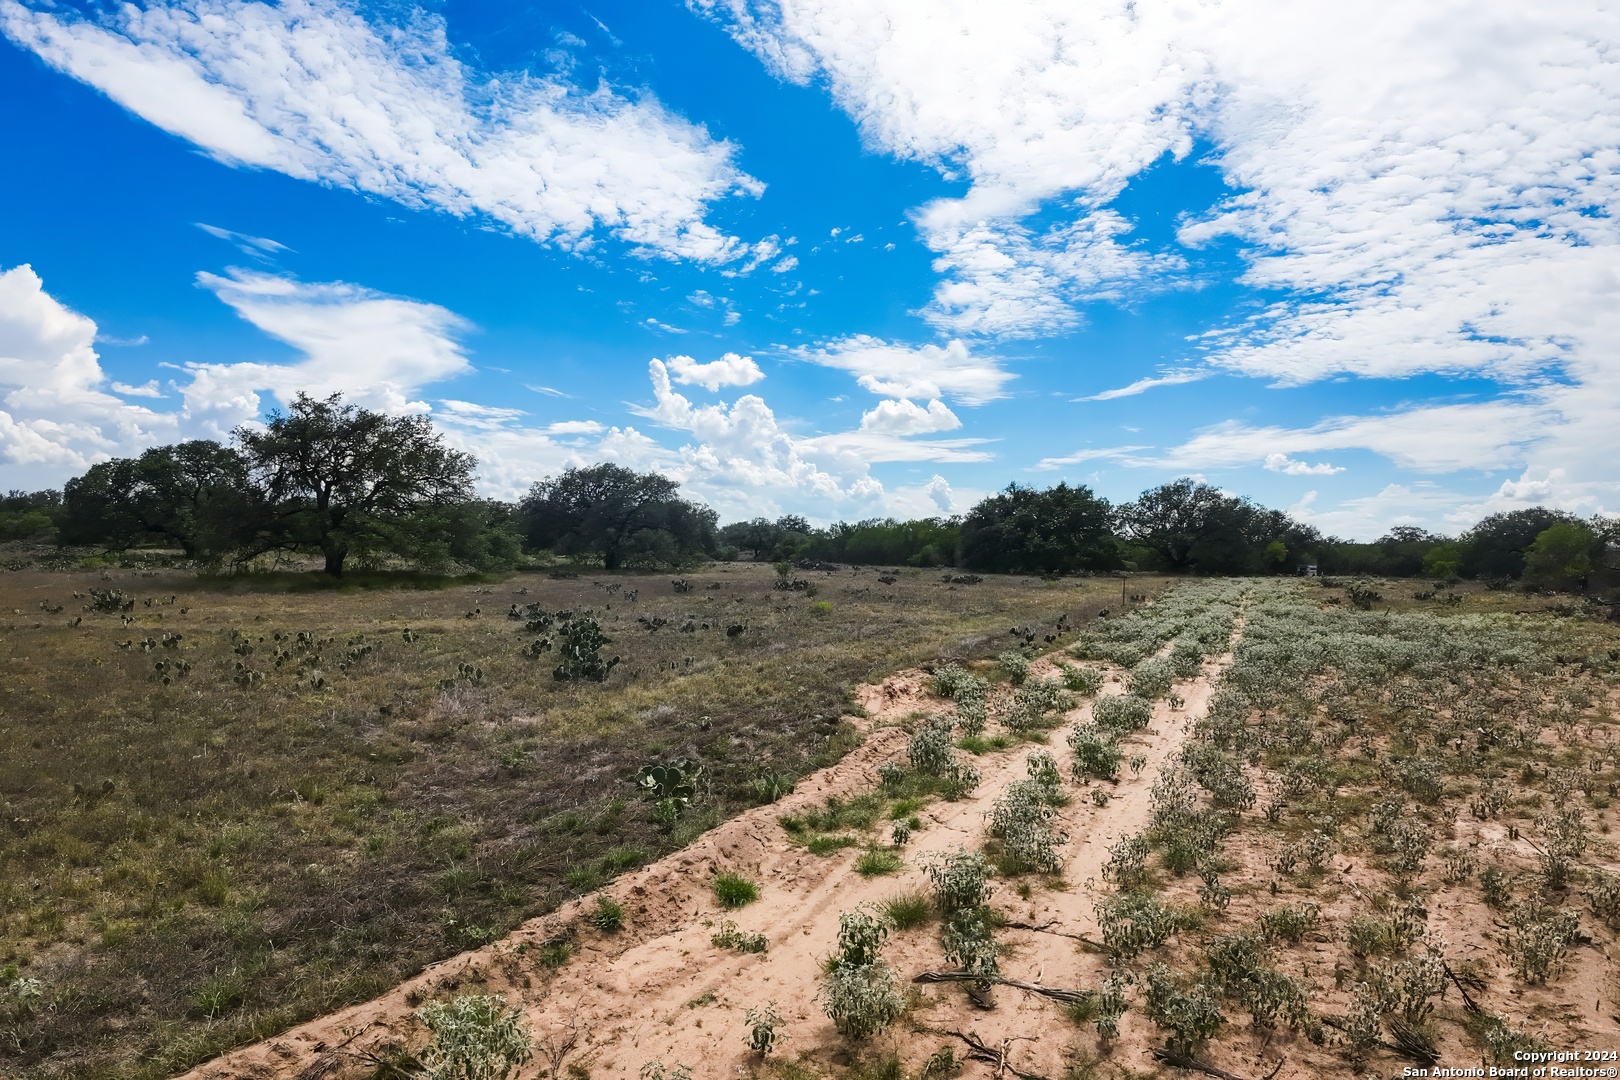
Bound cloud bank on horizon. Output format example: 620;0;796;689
2;0;1617;537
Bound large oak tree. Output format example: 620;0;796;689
237;393;476;576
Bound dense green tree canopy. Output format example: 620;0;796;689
237;394;478;576
1120;478;1317;574
959;482;1118;574
718;515;813;561
519;463;717;570
1523;521;1596;590
1462;508;1579;579
0;489;63;543
60;440;251;560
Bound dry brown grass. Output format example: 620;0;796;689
0;559;1140;1078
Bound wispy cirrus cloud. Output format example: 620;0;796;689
1076;370;1208;402
3;0;763;263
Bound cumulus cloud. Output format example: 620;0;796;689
858;397;961;435
2;263;500;483
2;264;988;521
630;359;997;519
923;473;953;514
1263;452;1344;477
665;352;765;391
3;0;762;262
636;358;863;505
0;264;178;481
793;335;1012;405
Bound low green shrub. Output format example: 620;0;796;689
413;993;533;1080
1068;723;1121;781
1143;965;1225;1057
1093;694;1153;735
996;650;1031;685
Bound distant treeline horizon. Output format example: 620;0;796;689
0;393;1613;592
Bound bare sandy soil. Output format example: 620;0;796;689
179;637;1237;1080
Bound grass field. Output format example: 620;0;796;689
164;573;1620;1080
0;560;1135;1078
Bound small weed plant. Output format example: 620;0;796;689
711;920;768;954
744;1000;783;1056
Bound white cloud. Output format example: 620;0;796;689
4;0;762;263
793;335;1012;405
435;400;526;431
2;264;991;521
1033;445;1152;471
697;0;1620;517
0;264;178;481
802;429;992;465
643;317;689;335
1077;370;1207;402
771;255;798;273
0;263;497;482
179;268;473;436
1263;452;1344;477
545;419;607;436
630;359;996;520
720;234;783;276
1286;482;1483;541
111;380;165;398
665;352;765;391
858;397;960;435
923;473;953;514
696;0;1620;352
635;358;864;506
196;222;287;257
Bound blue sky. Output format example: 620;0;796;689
2;0;1616;536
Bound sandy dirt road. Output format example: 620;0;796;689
184;641;1236;1080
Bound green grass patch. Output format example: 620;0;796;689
878;889;935;930
957;733;1015;754
712;872;760;909
805;834;860;856
855;848;904;876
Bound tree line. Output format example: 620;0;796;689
1;393;1614;591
